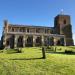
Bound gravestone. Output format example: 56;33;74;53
42;47;46;59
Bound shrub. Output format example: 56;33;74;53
0;50;3;53
3;48;23;54
65;50;73;54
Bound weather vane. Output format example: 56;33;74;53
60;9;64;15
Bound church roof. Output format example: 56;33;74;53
9;24;53;29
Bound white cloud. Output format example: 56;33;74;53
73;34;75;45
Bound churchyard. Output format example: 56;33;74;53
0;46;75;75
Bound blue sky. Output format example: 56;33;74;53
0;0;75;44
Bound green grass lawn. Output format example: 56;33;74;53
0;46;75;75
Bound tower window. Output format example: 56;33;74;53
64;20;66;24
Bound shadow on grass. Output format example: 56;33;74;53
46;51;75;55
10;57;44;60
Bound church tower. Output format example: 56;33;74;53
54;11;74;46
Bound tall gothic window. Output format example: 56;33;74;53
27;28;29;33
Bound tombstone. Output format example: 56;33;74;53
55;47;57;52
42;47;46;59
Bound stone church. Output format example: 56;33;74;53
1;13;74;49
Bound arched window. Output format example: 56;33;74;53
27;28;29;33
12;28;14;32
